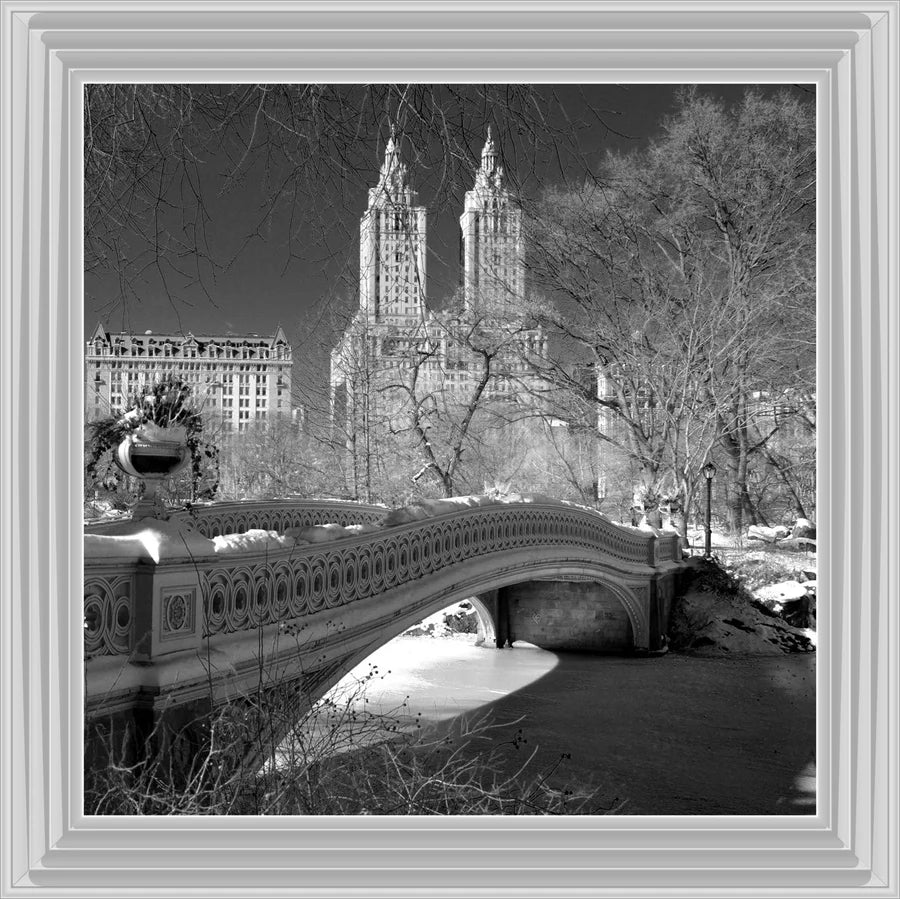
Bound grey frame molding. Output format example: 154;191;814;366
1;2;897;895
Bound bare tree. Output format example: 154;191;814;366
524;87;815;533
370;291;548;498
215;417;345;501
661;88;815;530
524;183;721;531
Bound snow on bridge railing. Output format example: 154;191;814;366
85;498;388;538
84;497;681;658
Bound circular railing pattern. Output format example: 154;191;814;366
84;573;135;657
199;505;676;638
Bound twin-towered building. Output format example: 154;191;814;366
354;126;526;325
330;127;547;433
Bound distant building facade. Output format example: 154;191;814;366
330;128;547;441
85;323;292;432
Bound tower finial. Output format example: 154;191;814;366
482;127;497;158
383;124;399;167
480;126;499;179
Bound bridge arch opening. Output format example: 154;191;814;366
401;596;497;647
255;572;647;770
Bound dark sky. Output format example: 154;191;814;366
83;83;812;399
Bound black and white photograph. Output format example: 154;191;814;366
4;2;898;894
82;83;818;816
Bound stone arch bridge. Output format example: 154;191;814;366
84;498;684;764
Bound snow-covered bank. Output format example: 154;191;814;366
669;559;815;655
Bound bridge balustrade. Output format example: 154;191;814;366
85;499;388;538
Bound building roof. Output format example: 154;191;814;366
88;323;289;347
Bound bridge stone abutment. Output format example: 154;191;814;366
494;580;635;651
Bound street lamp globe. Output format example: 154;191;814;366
703;461;717;481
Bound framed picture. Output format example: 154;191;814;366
2;2;896;895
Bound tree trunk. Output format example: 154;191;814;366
742;490;767;527
764;449;810;520
719;389;753;535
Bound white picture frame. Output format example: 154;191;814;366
2;1;897;895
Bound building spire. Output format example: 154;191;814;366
385;122;397;157
382;124;399;170
481;126;498;176
474;126;503;191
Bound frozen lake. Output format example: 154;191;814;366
322;634;816;815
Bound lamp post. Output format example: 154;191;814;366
703;461;716;558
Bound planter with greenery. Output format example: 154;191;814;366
86;375;219;519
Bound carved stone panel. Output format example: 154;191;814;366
159;586;197;642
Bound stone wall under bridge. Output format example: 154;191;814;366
83;498;684;777
479;573;677;653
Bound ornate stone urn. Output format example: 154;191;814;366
115;423;189;520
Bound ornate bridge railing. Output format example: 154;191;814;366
84;499;388;537
84;501;681;660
